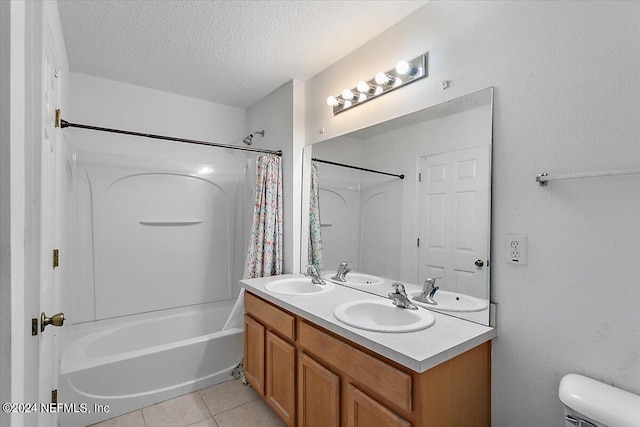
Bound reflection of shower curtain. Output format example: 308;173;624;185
224;154;283;331
308;162;323;269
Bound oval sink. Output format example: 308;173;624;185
409;291;488;312
324;272;385;286
333;299;435;333
265;277;335;295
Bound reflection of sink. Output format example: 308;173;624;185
409;291;488;312
265;277;335;295
333;299;435;333
324;272;385;286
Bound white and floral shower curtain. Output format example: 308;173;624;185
224;154;283;330
308;161;323;269
245;155;284;278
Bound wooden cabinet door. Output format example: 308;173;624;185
347;384;411;427
266;331;296;426
244;314;265;396
298;352;340;427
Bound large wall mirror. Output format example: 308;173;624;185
301;87;493;325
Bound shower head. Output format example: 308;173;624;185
242;130;265;145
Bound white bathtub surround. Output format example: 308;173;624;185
239;274;495;372
60;301;243;427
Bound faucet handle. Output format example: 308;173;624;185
391;282;408;296
305;264;320;276
424;277;441;287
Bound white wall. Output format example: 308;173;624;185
305;2;640;425
248;80;306;274
69;73;247;143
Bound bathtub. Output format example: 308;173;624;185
59;300;243;427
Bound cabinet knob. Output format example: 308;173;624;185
474;259;485;267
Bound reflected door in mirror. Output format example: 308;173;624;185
418;145;490;299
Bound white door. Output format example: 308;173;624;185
38;4;65;426
418;145;490;298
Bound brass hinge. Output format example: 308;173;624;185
31;318;38;336
51;389;57;404
53;249;59;268
417;238;420;247
55;109;61;128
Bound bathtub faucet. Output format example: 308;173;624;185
305;265;326;285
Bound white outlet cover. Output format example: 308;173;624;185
506;234;528;265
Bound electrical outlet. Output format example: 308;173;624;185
506;234;527;265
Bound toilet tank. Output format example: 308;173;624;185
559;374;640;427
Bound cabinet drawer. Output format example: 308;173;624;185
299;321;412;413
245;292;295;342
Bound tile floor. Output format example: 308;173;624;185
90;379;285;427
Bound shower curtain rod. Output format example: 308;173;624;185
56;114;282;156
312;158;404;179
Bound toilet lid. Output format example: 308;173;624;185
559;374;640;427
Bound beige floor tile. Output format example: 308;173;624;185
186;418;219;427
89;409;145;427
142;392;211;427
199;379;259;416
213;399;286;427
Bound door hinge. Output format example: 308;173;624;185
51;389;57;404
417;238;420;247
418;172;422;182
53;249;59;268
31;318;38;336
55;109;61;128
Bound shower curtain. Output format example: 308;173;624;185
308;161;323;269
224;154;283;330
244;155;284;278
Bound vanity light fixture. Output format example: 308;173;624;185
326;52;428;115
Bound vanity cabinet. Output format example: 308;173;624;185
244;291;491;427
244;292;296;426
298;352;340;427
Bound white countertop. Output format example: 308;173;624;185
239;274;496;373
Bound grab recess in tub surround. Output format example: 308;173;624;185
138;220;202;226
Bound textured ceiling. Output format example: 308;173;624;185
58;0;428;109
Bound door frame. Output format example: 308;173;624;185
6;2;69;426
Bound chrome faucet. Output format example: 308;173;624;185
331;261;351;282
305;265;326;285
417;277;440;305
388;283;418;310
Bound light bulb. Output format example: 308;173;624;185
375;72;389;85
374;86;383;96
343;100;352;108
341;88;355;100
357;81;372;93
393;78;403;88
326;96;339;107
375;72;395;86
358;93;367;102
395;60;410;75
